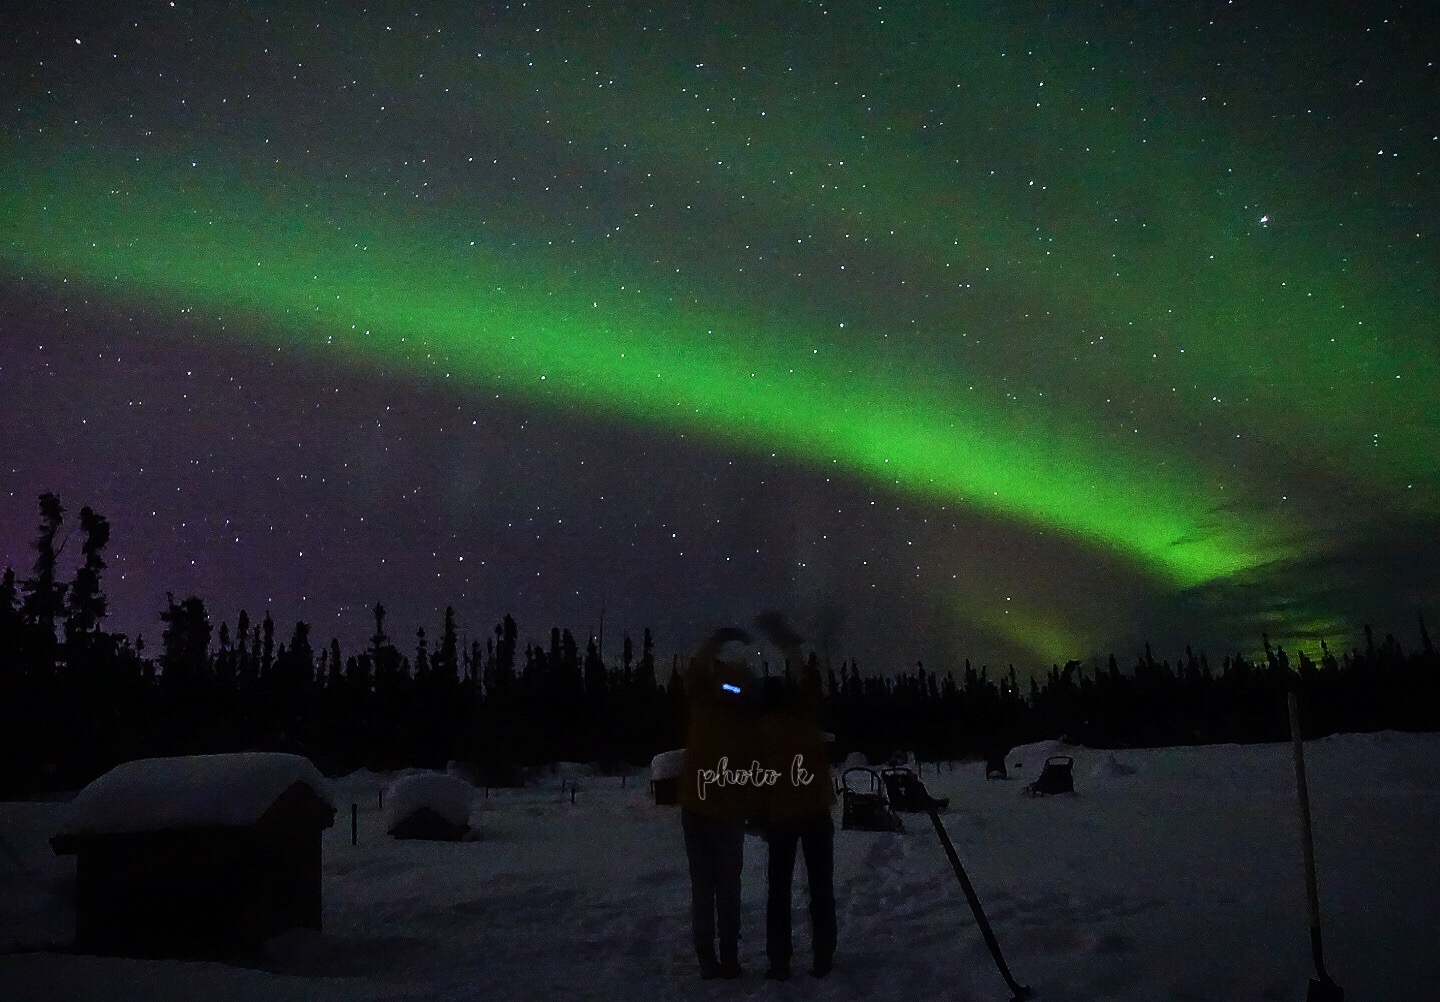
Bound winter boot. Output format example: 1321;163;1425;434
718;943;743;979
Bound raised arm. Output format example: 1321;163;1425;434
754;611;821;712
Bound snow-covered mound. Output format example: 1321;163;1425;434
1005;738;1079;778
56;752;333;837
648;750;685;782
381;773;475;831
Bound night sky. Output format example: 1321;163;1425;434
3;1;1436;676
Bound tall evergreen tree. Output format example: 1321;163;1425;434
414;625;430;682
63;505;111;648
371;602;388;660
261;611;276;681
20;493;68;654
435;606;459;686
236;610;254;690
639;627;656;690
487;614;518;695
560;628;581;698
0;568;21;675
286;620;314;691
159;593;212;692
584;633;605;697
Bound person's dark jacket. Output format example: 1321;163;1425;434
679;641;759;822
756;657;835;824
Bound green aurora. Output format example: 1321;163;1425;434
4;147;1294;585
2;1;1435;662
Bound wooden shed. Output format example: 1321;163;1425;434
51;752;336;959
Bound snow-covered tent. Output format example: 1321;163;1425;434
383;772;476;841
50;752;336;958
649;750;685;805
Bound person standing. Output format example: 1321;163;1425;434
753;612;837;981
678;626;758;979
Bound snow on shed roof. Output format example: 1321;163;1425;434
57;752;334;837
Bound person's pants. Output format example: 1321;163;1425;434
681;809;745;963
763;812;836;965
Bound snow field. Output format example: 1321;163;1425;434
1;733;1437;1001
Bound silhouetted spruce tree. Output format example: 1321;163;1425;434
20;493;68;667
487;614;517;695
0;566;28;793
231;609;251;690
466;637;482;688
159;593;211;695
346;653;370;693
584;633;605;698
371;601;388;662
559;628;580;698
414;625;430;683
0;568;20;684
435;606;459;688
524;643;544;698
63;506;112;660
215;620;236;692
260;611;276;683
285;620;314;694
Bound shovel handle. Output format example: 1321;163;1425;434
1288;691;1322;928
1289;690;1340;995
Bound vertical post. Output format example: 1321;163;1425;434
351;803;358;846
1288;690;1342;998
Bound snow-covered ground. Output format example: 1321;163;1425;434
3;732;1438;1001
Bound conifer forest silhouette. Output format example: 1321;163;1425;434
3;492;1437;797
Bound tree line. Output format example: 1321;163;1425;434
2;493;1437;797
